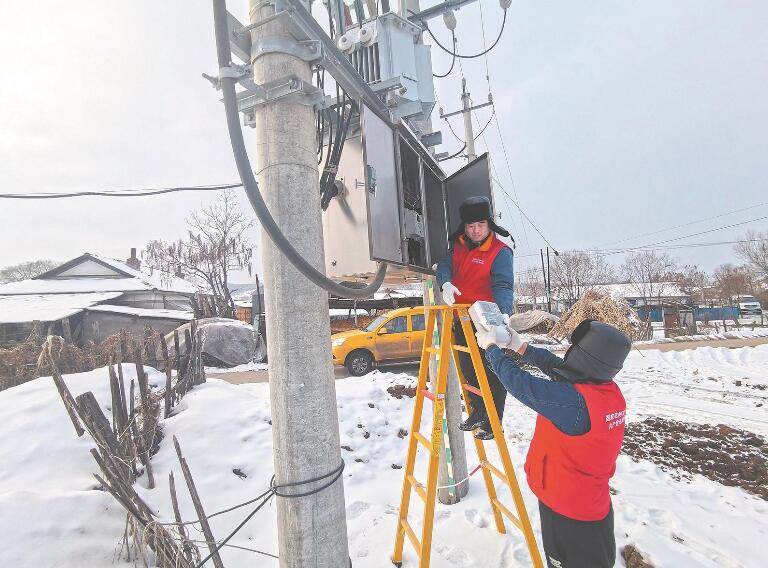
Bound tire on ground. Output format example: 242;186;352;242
345;349;374;376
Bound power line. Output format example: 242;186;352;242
599;201;768;247
492;176;559;252
515;237;768;259
419;9;508;60
0;183;242;199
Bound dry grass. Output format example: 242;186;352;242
549;289;638;340
0;327;162;390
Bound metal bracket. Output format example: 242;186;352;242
238;74;325;125
251;36;322;63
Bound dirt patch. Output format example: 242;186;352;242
387;384;417;399
623;418;767;500
621;544;654;568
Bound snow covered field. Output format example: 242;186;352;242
1;345;766;567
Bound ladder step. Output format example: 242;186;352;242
414;432;431;450
425;346;440;354
490;497;523;531
483;461;509;486
462;384;482;396
452;345;471;353
407;474;427;502
401;519;422;557
421;388;435;402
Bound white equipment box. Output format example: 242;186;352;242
468;301;506;331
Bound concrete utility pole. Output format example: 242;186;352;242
248;0;349;566
440;78;492;164
461;79;476;162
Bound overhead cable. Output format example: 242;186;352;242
0;183;242;199
419;9;508;59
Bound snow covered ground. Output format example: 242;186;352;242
1;345;766;567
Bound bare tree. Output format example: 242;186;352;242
549;252;614;308
515;267;546;311
621;250;678;306
675;264;708;304
143;189;255;317
0;259;57;283
735;230;768;278
713;263;754;305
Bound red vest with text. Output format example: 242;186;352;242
524;382;626;521
451;234;509;305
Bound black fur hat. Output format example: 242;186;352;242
552;320;632;383
450;196;512;242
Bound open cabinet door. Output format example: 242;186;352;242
443;153;494;236
362;106;403;265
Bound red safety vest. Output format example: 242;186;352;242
524;382;626;521
450;234;509;306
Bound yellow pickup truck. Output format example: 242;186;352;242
331;307;426;375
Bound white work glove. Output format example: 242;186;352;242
441;282;461;306
501;314;525;352
475;325;513;350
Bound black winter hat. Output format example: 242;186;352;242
450;196;513;242
552;320;631;383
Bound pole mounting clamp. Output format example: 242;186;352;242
251;36;322;63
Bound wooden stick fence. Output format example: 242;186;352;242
44;320;218;567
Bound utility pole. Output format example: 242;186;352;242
248;0;349;565
461;79;476;162
546;247;552;313
440;78;493;164
540;248;548;312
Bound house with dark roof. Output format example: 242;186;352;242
0;250;199;346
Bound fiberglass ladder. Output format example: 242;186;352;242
391;304;544;568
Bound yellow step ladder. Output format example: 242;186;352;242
391;305;544;568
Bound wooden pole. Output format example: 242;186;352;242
46;351;85;437
173;436;225;568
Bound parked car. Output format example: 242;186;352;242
737;295;763;317
331;307;426;376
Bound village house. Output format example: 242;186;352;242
0;250;199;346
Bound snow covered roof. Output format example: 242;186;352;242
0;253;199;296
594;282;690;300
84;304;194;321
0;292;123;323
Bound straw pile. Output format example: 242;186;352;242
549;289;636;340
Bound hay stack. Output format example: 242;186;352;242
549;289;636;340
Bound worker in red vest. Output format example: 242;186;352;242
475;319;631;568
436;196;514;440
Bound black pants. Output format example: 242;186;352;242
453;319;507;421
539;501;616;568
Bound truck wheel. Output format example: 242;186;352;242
346;350;374;376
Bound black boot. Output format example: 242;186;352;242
459;411;487;431
474;423;494;440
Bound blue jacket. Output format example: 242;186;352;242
485;344;590;435
436;242;515;315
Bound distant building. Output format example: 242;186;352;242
0;251;199;346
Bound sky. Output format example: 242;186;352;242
0;0;766;282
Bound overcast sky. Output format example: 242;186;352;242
1;1;766;281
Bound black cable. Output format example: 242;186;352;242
270;460;346;498
418;9;507;59
433;30;456;78
193;491;275;568
439;142;467;161
0;183;242;199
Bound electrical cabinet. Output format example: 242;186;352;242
321;105;495;283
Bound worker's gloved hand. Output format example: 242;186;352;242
475;326;513;350
441;282;462;306
501;315;525;352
